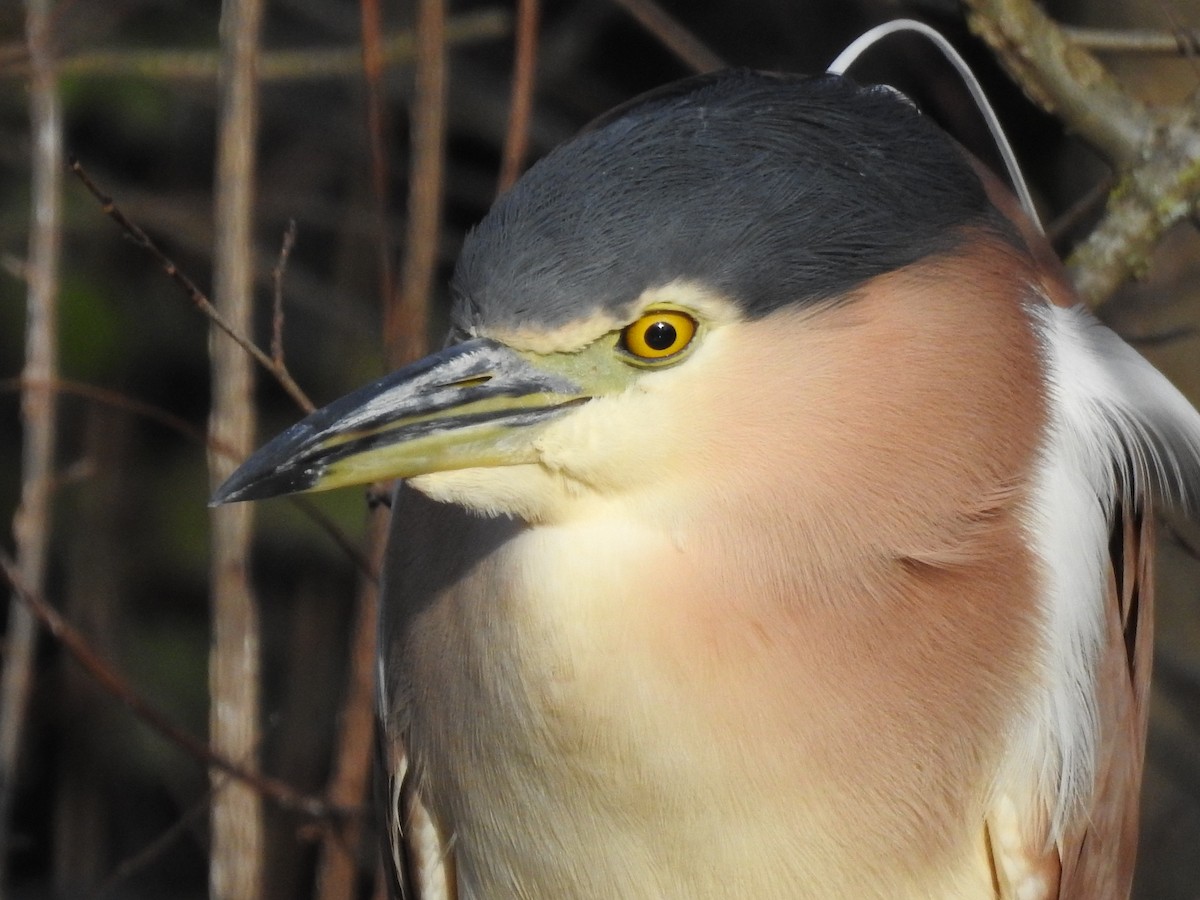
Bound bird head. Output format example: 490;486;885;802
212;71;1030;527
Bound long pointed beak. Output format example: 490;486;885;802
210;338;589;504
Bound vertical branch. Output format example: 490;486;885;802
360;0;395;305
608;0;725;73
345;8;449;896
497;0;540;194
208;0;265;896
0;0;61;891
314;520;385;900
388;0;446;368
313;4;407;894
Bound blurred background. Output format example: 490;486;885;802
2;0;1200;897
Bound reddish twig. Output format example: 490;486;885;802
0;376;378;581
315;511;387;900
69;158;315;414
1;376;216;450
608;0;724;73
498;0;541;193
313;7;409;893
389;0;446;368
0;550;361;822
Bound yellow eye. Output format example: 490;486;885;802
620;310;697;362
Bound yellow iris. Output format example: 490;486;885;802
620;310;698;362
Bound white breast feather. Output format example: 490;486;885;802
1013;299;1200;840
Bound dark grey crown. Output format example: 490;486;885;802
451;70;1010;333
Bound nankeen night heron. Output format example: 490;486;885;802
214;70;1200;898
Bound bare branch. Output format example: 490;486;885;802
315;512;387;900
0;0;61;887
361;0;396;311
70;159;315;414
963;0;1149;165
389;0;447;368
0;377;378;581
964;0;1200;307
1;10;512;82
608;0;725;74
0;550;360;822
0;376;211;449
94;786;215;899
498;0;541;193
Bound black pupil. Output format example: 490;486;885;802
644;321;677;351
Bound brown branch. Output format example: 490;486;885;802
94;785;216;899
1;376;211;448
313;7;397;887
0;0;61;887
0;377;378;582
361;0;396;313
1047;171;1114;245
0;10;512;82
389;0;447;368
69;159;315;414
963;0;1149;166
608;0;725;74
498;0;541;193
0;551;359;822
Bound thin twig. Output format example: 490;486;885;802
70;159;315;414
313;13;403;887
1047;171;1114;246
0;377;378;581
0;550;359;823
0;0;61;888
0;10;512;82
291;496;379;586
271;219;297;368
314;511;387;900
0;376;211;448
608;0;725;74
498;0;541;193
313;4;393;879
92;782;217;898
